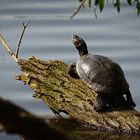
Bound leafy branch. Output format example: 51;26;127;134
71;0;140;18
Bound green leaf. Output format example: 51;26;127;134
94;0;99;6
99;0;104;12
94;5;98;18
127;0;132;5
94;0;98;17
114;0;120;13
136;1;140;15
88;0;92;8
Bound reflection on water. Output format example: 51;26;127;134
0;0;140;139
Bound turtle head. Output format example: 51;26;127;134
72;35;88;56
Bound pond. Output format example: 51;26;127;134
0;0;140;139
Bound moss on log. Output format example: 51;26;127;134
16;56;140;135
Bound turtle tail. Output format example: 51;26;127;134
126;89;136;108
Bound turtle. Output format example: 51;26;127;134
68;34;136;112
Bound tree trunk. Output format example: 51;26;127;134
16;56;140;135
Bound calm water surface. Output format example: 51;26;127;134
0;0;140;139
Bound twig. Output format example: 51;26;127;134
0;34;18;63
16;20;30;59
70;2;83;19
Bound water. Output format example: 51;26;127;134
0;0;140;139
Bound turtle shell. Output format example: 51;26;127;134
76;54;129;95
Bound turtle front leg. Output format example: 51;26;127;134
94;93;108;112
67;63;80;79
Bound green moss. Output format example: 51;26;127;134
16;56;140;135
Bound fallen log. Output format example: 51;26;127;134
0;32;140;136
15;57;140;135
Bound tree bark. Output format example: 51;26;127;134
16;56;140;135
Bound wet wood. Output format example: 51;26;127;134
49;118;140;140
16;56;140;135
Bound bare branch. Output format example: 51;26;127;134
70;2;83;19
0;34;18;63
16;20;30;59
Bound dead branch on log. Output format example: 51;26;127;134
0;21;30;62
16;20;30;59
0;34;18;63
0;98;70;140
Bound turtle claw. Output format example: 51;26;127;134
67;63;80;79
94;106;109;112
94;106;105;112
94;94;109;112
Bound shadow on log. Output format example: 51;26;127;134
15;56;140;135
